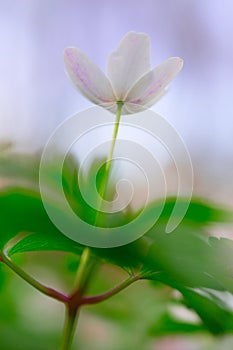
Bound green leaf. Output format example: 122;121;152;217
207;237;233;294
180;287;233;334
1;152;233;278
148;312;205;336
142;226;223;289
1;188;232;268
148;283;233;335
141;228;233;334
143;196;233;228
0;188;82;252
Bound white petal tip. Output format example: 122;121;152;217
172;57;184;72
123;31;149;39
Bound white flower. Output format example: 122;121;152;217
63;31;183;115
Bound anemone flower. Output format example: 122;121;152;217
63;31;183;115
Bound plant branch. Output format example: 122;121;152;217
82;274;141;305
0;247;68;303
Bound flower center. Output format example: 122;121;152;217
116;100;124;108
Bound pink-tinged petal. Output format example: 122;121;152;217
125;57;183;108
124;89;167;114
102;103;133;115
107;32;151;100
63;47;116;105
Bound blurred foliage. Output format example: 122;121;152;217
1;150;233;349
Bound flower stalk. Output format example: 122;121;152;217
98;100;124;202
59;101;125;349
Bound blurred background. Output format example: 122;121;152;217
1;1;233;349
1;0;233;204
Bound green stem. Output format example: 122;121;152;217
59;100;124;348
95;101;124;226
59;306;79;350
98;101;124;202
59;102;124;348
59;247;94;350
0;248;68;303
73;247;91;291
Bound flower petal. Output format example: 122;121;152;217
125;57;183;108
107;32;151;100
124;89;167;114
63;47;116;105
